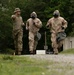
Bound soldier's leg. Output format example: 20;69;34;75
17;31;23;55
13;34;18;55
51;33;58;54
58;40;64;52
14;38;18;54
33;40;38;54
29;32;34;54
58;40;63;48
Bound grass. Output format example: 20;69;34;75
0;55;49;75
0;48;74;75
60;48;74;54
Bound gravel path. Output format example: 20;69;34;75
26;54;74;64
23;54;74;75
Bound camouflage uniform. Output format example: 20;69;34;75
26;12;42;54
46;10;67;54
11;8;24;55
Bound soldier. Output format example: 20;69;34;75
26;12;42;54
11;8;24;55
46;10;67;54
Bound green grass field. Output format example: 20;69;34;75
0;49;74;75
0;55;49;75
60;48;74;54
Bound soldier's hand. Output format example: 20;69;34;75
22;23;25;26
11;15;16;20
26;27;29;30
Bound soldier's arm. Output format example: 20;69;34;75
34;19;42;28
21;17;25;26
46;19;51;28
62;19;68;30
26;20;29;30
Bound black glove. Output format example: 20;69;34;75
33;22;35;25
62;27;65;30
46;25;49;28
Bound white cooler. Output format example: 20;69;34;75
36;50;46;54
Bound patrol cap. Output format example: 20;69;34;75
14;8;21;13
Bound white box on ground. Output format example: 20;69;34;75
36;50;46;54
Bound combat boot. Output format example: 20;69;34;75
33;50;36;54
18;51;21;55
30;51;34;55
53;49;58;55
54;52;58;55
15;50;18;55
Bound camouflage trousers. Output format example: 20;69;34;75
13;30;23;54
51;33;63;54
29;32;38;52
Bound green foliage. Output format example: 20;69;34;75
2;55;13;60
1;48;14;54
